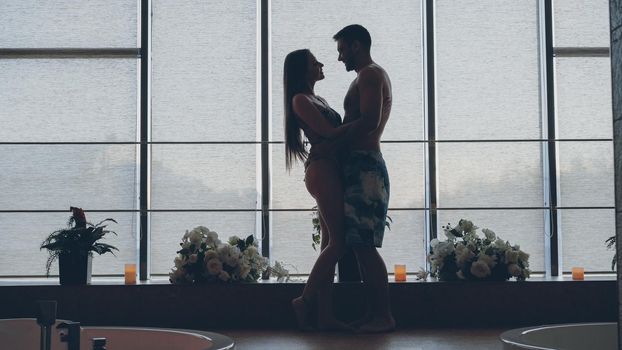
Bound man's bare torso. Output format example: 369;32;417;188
342;63;392;151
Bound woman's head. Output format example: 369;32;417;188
284;49;323;170
284;49;311;95
284;49;324;93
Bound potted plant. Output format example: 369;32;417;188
40;207;118;285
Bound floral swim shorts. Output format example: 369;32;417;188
342;151;390;248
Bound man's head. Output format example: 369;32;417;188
333;24;372;71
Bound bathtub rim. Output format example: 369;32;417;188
0;318;235;350
83;326;235;350
499;322;616;350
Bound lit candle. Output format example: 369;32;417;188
571;267;584;281
124;264;137;284
394;264;406;282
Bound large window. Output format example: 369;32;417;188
270;0;424;273
553;0;614;271
149;0;258;275
0;0;139;276
0;0;614;278
435;0;545;271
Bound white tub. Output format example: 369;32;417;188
0;318;234;350
500;322;617;350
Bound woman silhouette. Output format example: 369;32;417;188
284;49;351;331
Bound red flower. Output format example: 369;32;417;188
70;206;87;228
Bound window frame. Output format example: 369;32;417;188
0;0;614;279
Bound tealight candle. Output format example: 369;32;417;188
394;264;406;282
124;264;137;285
571;267;584;281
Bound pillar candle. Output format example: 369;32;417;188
394;264;406;282
124;264;137;284
571;267;584;281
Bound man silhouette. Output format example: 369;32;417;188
333;24;395;333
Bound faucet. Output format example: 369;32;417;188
57;321;81;350
36;300;57;350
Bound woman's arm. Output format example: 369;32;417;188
292;94;350;139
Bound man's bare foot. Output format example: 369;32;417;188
291;297;314;331
347;314;372;328
317;318;355;332
357;317;396;333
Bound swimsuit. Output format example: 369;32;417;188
342;151;390;247
297;104;342;169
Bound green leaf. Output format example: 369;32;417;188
94;218;118;227
91;243;119;255
606;235;616;249
246;235;255;246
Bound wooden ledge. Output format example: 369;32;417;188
0;279;615;329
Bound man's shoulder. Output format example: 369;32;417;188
358;63;389;83
358;66;381;84
358;63;390;89
359;63;382;75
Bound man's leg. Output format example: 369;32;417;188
353;246;395;332
337;249;362;282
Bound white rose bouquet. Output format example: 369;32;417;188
428;219;530;281
169;226;268;284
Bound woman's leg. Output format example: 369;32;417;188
315;211;342;329
292;159;349;330
303;159;345;295
320;217;329;251
316;213;341;328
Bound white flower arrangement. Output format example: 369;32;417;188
265;260;293;282
428;219;530;281
169;226;268;284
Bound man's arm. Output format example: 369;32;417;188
356;67;384;133
342;68;383;142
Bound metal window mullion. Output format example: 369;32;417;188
0;48;140;59
0;205;613;214
541;0;560;277
423;0;438;267
553;47;610;57
139;0;151;281
260;0;271;264
1;138;615;146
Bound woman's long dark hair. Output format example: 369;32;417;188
284;49;311;171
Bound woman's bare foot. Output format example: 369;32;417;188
291;297;315;331
356;316;396;333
